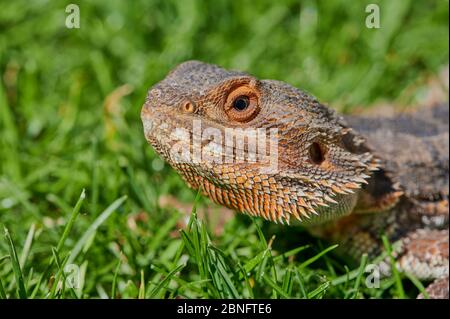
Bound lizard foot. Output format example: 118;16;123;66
418;276;449;299
396;229;449;299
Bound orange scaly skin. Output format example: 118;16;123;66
141;61;449;298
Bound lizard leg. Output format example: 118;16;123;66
311;213;449;298
418;276;449;299
395;228;449;299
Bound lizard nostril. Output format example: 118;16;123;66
181;100;196;113
309;142;325;165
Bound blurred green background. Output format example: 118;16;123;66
0;0;448;298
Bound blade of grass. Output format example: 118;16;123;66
307;281;330;299
0;255;10;264
262;274;290;298
2;179;39;218
90;137;99;215
150;264;206;296
0;84;21;181
331;251;387;286
51;248;78;299
179;229;195;257
294;267;307;298
281;267;294;295
68;195;127;264
349;253;368;299
0;277;7;299
236;261;254;298
19;223;35;269
299;244;338;269
31;189;86;298
56;189;86;253
252;218;278;296
207;246;240;298
26;267;34;293
273;245;310;262
404;272;429;299
171;189;202;268
4;227;27;298
138;270;145;299
343;265;351;292
96;284;109;299
252;217;268;250
382;235;405;298
125;165;153;213
148;212;179;252
148;263;185;298
240;248;269;279
318;241;338;276
111;258;121;299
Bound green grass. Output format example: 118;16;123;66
0;0;448;299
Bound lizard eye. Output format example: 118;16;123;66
233;96;250;111
225;85;260;122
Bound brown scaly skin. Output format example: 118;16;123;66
141;61;449;298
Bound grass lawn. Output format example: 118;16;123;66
0;0;448;299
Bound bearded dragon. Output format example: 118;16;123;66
141;61;449;298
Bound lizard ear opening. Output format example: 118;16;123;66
309;142;326;165
225;85;260;122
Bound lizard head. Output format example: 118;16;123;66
141;61;378;225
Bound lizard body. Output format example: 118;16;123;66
141;61;449;298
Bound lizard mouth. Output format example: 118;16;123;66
142;98;278;167
142;110;278;173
